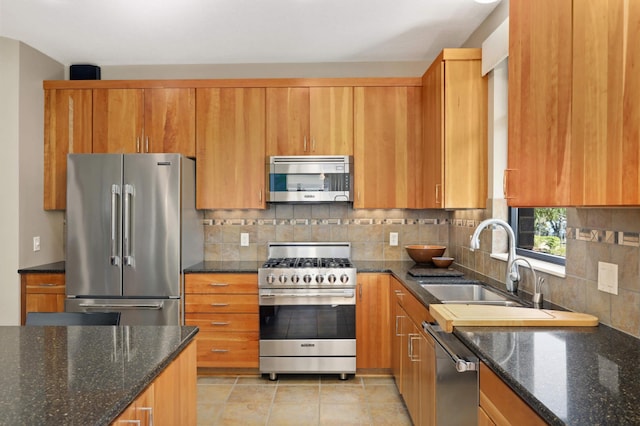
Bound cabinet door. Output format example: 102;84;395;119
93;89;144;153
196;88;266;209
266;87;310;155
355;273;391;370
21;273;66;325
153;341;197;426
309;87;353;155
353;86;422;208
404;319;421;425
391;290;406;393
442;54;487;209
571;0;640;205
44;89;93;210
144;88;196;157
507;0;572;206
418;330;436;426
422;60;444;209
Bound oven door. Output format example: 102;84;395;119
259;288;355;341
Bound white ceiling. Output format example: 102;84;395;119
0;0;501;67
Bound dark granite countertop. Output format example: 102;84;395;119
20;259;640;424
184;260;262;273
18;261;66;273
0;325;198;425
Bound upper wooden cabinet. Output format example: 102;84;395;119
44;87;195;210
144;88;196;157
507;0;573;207
508;0;640;207
353;86;422;209
196;88;266;209
93;88;195;156
571;0;640;206
422;49;487;209
266;87;353;155
44;89;93;210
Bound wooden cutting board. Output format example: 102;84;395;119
429;304;599;333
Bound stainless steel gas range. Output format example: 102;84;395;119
258;242;356;380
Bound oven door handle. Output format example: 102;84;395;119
260;290;355;298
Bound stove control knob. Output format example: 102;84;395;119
267;274;276;284
327;274;337;284
303;274;313;284
340;274;350;284
278;274;288;284
315;274;324;284
290;274;300;284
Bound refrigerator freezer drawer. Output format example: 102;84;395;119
65;298;180;325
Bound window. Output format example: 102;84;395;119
510;208;566;265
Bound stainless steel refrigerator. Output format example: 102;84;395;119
65;153;203;325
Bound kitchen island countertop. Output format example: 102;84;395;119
1;325;197;425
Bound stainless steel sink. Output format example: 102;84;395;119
420;283;522;307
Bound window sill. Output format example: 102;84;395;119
490;253;566;278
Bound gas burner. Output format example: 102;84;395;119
261;258;297;268
321;258;353;268
295;258;319;268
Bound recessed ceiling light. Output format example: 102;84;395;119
474;0;500;4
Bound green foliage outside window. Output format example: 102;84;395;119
532;208;566;257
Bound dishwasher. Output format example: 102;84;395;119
422;321;478;426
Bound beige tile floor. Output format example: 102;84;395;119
197;374;413;426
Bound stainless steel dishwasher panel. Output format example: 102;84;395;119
423;321;478;426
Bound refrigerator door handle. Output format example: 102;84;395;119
123;184;135;267
110;184;121;266
78;303;164;310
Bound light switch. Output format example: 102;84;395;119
33;236;40;252
240;233;249;247
597;261;618;295
390;232;399;246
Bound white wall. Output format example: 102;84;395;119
0;38;21;325
0;37;64;325
100;61;430;80
18;41;65;267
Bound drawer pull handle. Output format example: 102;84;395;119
36;283;58;287
211;349;229;353
211;322;230;326
210;303;229;307
209;283;229;287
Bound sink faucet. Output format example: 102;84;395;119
508;257;537;300
470;218;520;292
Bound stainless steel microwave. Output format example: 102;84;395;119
267;156;353;203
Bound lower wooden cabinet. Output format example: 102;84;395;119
356;273;392;370
112;340;196;426
391;277;436;426
184;273;259;368
479;362;546;425
20;272;66;325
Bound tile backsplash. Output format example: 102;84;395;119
203;203;640;338
203;204;449;261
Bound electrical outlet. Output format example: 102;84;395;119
597;261;618;295
389;232;399;246
240;233;249;247
33;236;41;252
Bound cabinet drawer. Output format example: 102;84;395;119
184;294;258;313
24;273;65;293
185;273;257;294
195;331;259;368
185;313;259;332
